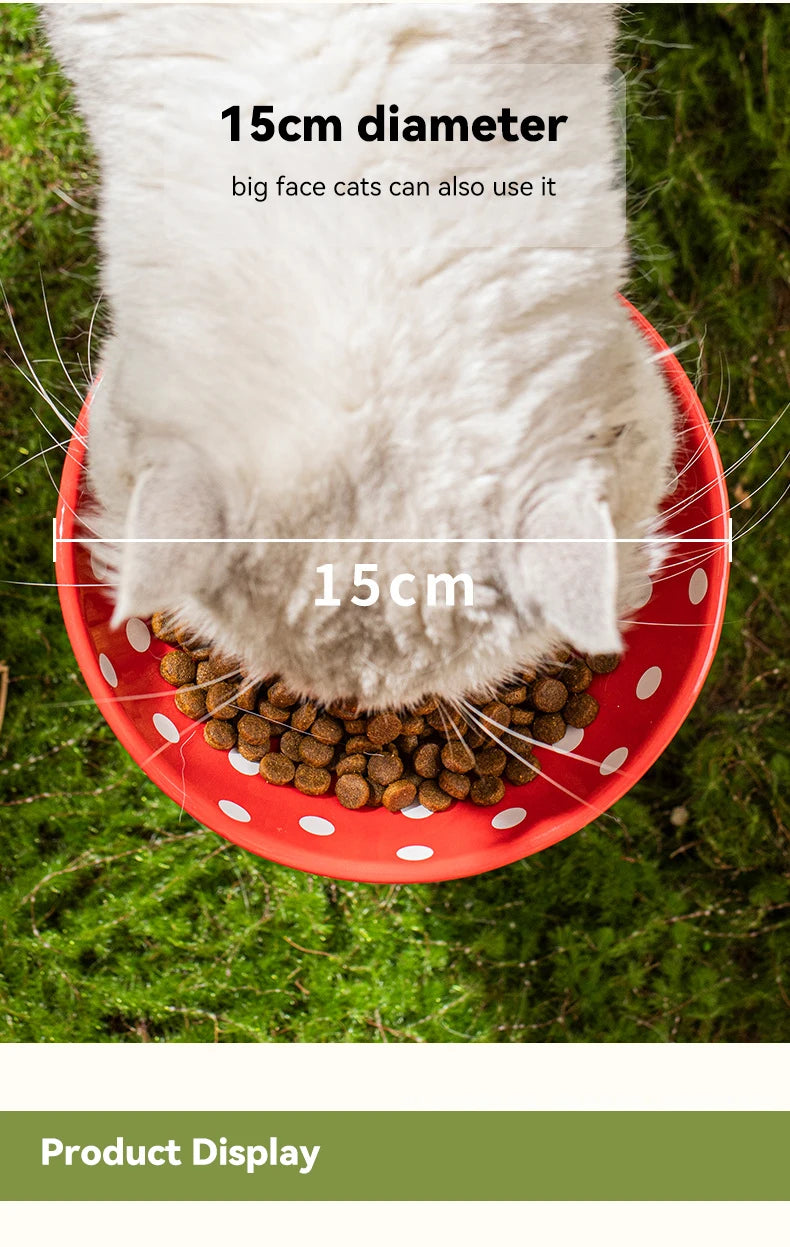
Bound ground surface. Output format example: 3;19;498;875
1;3;788;1041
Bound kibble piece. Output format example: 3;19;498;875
239;740;269;762
233;685;259;713
398;714;424;736
441;740;475;774
182;641;212;662
200;654;240;682
267;680;299;709
311;715;344;745
381;778;417;812
426;707;467;737
204;720;237;750
336;753;368;776
174;686;207;720
465;727;488;750
532;712;566;744
237;714;271;748
586;653;621;675
519;669;537;684
563;692;600;728
414;742;441;778
561;660;593;693
505;755;539;785
368;752;404;786
480;701;511;737
279;730;303;762
470;776;505;806
500;684;528;706
195;661;213;686
438;770;471;800
418;779;453;812
531;677;568;714
258;699;290;727
400;734;420;754
345;736;370;755
510;707;535;727
326;699;360;719
261;754;296;785
367;713;403;747
206;681;241;720
366;780;385;808
291;701;318;733
474;746;507;777
466;690;491;706
412;695;438;716
343;717;367;736
335;773;370;810
547;647;572;668
295;764;332;796
151;612;181;644
159;651;197;687
507;735;533;760
299;736;335;768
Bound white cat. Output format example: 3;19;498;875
45;2;676;710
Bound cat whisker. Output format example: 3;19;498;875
669;443;790;542
733;474;790;543
40;271;85;405
140;672;265;766
46;668;245;709
458;698;606;771
1;581;116;589
1;284;83;444
86;292;103;383
0;434;72;482
667;356;729;492
659;402;786;527
457;698;611;817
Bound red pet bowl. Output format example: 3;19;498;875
56;301;729;883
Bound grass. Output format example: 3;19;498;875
1;3;788;1042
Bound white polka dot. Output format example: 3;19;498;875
636;665;663;700
554;725;585;753
125;617;151;653
396;844;434;861
600;746;629;776
491;807;527;830
98;653;117;688
219;799;251;823
152;712;179;743
299;815;335;837
400;803;434;820
228;748;260;776
630;576;653;611
689;568;708;605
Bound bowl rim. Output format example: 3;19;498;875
55;297;730;882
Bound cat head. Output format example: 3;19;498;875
94;395;625;710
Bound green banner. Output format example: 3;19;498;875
0;1112;787;1201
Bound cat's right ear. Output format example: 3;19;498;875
111;447;226;627
507;468;622;656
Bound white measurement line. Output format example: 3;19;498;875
53;536;734;546
728;516;734;564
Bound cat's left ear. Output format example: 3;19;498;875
110;447;226;626
508;472;622;656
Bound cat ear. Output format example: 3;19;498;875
111;448;226;627
511;474;622;656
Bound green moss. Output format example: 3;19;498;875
1;4;788;1041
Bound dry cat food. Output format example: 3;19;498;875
150;612;620;813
